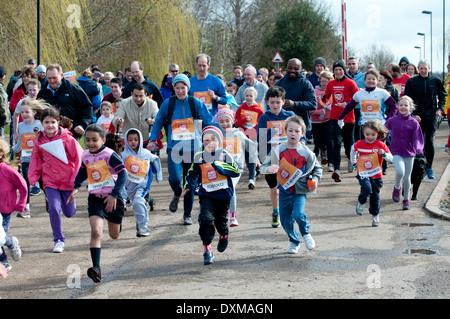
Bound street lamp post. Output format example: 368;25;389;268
37;0;40;65
417;33;426;59
422;10;432;73
443;0;446;82
415;46;422;60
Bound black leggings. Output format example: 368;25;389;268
419;117;437;169
330;120;354;171
21;162;31;204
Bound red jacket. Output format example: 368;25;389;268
235;102;264;140
9;85;26;113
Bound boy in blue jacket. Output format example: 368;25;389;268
181;125;240;265
257;86;295;228
122;129;162;237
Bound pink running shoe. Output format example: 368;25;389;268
402;199;410;210
392;187;401;202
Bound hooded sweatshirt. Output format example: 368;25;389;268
260;143;323;195
122;128;162;191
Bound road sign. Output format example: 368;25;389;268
271;51;284;63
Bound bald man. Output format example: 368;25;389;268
234;65;268;111
274;58;317;132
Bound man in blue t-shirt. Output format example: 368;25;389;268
189;54;227;117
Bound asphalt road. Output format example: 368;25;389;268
1;123;449;302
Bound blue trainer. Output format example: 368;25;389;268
427;169;435;179
30;186;41;196
203;251;214;265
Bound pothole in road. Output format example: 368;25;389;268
404;249;437;255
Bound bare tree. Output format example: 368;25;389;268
361;44;396;71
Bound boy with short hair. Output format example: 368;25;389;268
181;124;240;265
257;86;295;227
261;115;322;253
122;129;162;237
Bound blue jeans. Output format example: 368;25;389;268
279;191;310;246
244;148;255;181
356;176;383;216
167;148;196;217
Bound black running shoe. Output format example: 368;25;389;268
87;267;102;283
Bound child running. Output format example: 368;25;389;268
385;96;424;210
234;87;264;189
67;124;127;283
338;69;398;136
122;128;162;237
12;99;46;218
216;108;258;227
0;139;26;272
350;120;393;227
257;86;295;228
181;124;240;265
0;214;8;278
29;107;83;253
96;101;115;134
260;116;322;254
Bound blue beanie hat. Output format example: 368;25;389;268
173;74;191;90
399;56;410;65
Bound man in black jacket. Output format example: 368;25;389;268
404;60;447;179
37;64;93;139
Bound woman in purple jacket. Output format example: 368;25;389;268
385;96;424;210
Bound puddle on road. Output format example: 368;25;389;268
400;223;434;227
404;249;436;255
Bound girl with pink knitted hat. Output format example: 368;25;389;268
216;108;259;227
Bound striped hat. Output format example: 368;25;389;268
216;108;235;122
202;124;223;145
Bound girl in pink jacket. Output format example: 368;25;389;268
29;107;83;253
0;139;26;272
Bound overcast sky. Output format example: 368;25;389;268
325;0;448;74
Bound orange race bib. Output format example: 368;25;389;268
357;152;381;178
276;157;303;190
194;92;212;110
393;83;403;94
200;163;228;192
100;119;113;133
21;133;37;157
267;120;287;144
125;156;149;184
172;118;195;141
86;160;115;191
241;110;259;129
223;137;241;161
361;100;380;113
